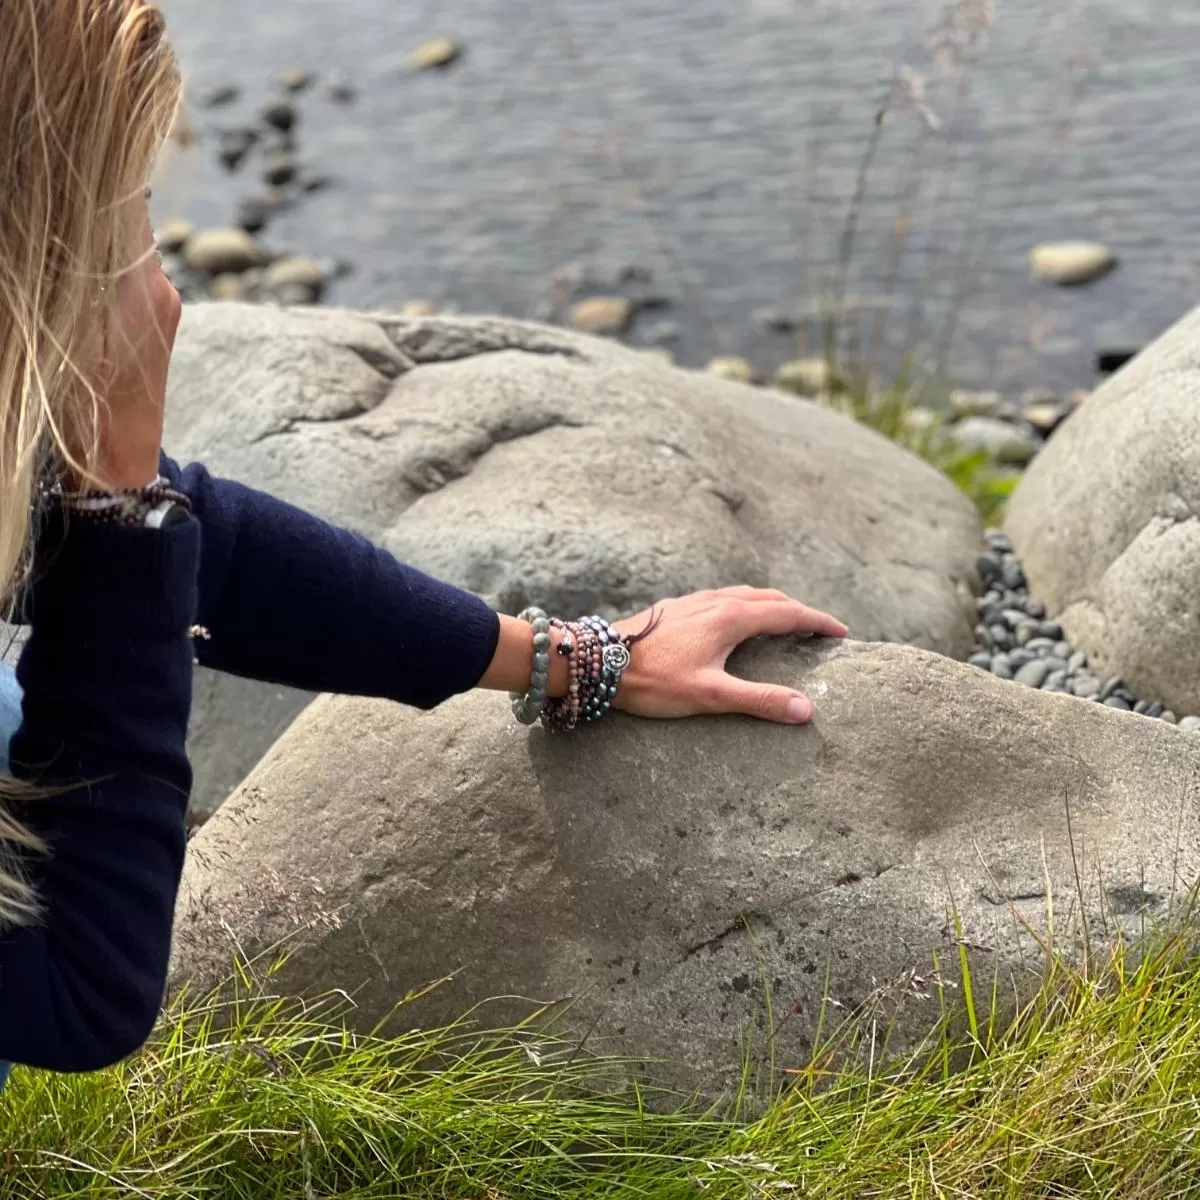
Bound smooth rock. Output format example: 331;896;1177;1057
1023;402;1072;436
1162;711;1179;724
155;219;194;254
217;128;258;171
988;624;1013;651
1134;700;1150;715
1180;716;1200;730
1104;697;1132;711
985;530;1013;553
206;274;246;302
975;556;1001;586
1045;670;1068;691
1068;651;1088;672
173;640;1200;1102
236;193;279;235
968;652;992;670
196;82;240;108
279;66;313;92
951;390;1015;421
1042;655;1069;674
991;656;1014;680
263;256;330;299
705;356;758;385
774;357;831;398
1024;637;1056;654
1030;241;1116;287
263;148;297;186
163;306;983;819
570;296;633;336
1015;660;1051;688
1038;621;1064;640
271;282;320;306
261;97;297;133
1003;561;1027;590
949;417;1037;466
1071;676;1102;699
1145;703;1164;718
1025;598;1046;619
411;36;463;70
1099;677;1123;702
327;74;357;103
183;228;261;275
400;299;438;318
1008;649;1034;670
1007;306;1200;717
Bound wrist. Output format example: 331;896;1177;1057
479;614;569;699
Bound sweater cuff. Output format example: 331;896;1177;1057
23;513;201;639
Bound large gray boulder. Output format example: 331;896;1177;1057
1006;306;1200;716
166;304;983;820
171;638;1200;1102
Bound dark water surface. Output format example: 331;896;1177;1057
157;0;1200;393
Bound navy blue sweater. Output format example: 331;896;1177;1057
0;456;500;1072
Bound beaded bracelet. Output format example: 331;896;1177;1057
540;614;632;732
510;607;553;725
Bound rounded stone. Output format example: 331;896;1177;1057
261;97;298;133
1044;670;1068;691
217;128;258;171
570;296;633;337
1180;716;1200;730
1002;561;1027;590
985;530;1013;553
1145;703;1164;718
1068;650;1088;673
1025;598;1046;619
990;657;1014;680
271;282;319;306
206;273;246;302
1134;700;1150;715
968;652;991;670
1099;677;1123;702
1015;660;1051;688
950;417;1037;466
1025;637;1056;655
411;36;464;70
951;390;1016;421
263;149;297;186
156;219;194;254
774;357;832;398
1008;649;1034;669
1071;676;1102;699
1162;711;1179;724
1104;697;1132;711
184;228;261;275
988;624;1013;651
1037;621;1064;640
705;356;758;385
1000;608;1029;629
1030;241;1116;287
263;256;330;298
236;194;279;235
975;556;1002;586
1042;656;1069;675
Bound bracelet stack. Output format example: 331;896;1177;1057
510;609;633;732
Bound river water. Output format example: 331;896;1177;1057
156;0;1200;394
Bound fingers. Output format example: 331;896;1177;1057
702;672;814;725
727;596;849;641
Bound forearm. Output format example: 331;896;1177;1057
164;456;513;709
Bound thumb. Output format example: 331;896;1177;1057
706;674;815;725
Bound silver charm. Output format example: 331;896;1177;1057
602;642;631;674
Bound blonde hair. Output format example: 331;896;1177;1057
0;0;181;926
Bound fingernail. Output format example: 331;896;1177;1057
786;697;811;724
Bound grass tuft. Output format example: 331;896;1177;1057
6;914;1200;1198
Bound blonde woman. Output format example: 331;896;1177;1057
0;0;846;1090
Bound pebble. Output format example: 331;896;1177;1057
949;417;1038;466
271;281;320;306
1180;717;1200;730
1134;700;1150;715
1099;677;1123;702
1104;697;1132;711
1008;648;1034;669
263;256;330;299
951;390;1017;421
1030;240;1116;287
1024;637;1056;654
1068;650;1087;672
1145;703;1164;718
196;82;240;108
1162;711;1179;724
705;356;758;384
1014;660;1051;688
327;74;357;103
261;97;298;133
968;652;992;670
279;66;314;92
1002;561;1027;590
570;296;633;336
218;128;258;171
774;357;832;398
1042;656;1069;674
411;36;463;71
1023;401;1072;436
263;148;298;186
400;299;437;317
183;228;261;275
155;219;194;254
206;273;246;302
988;624;1013;651
1071;676;1101;699
1025;598;1046;619
991;657;1014;680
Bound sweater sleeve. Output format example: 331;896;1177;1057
160;455;501;708
0;514;200;1072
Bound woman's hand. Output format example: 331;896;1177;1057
613;587;848;724
75;202;181;491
